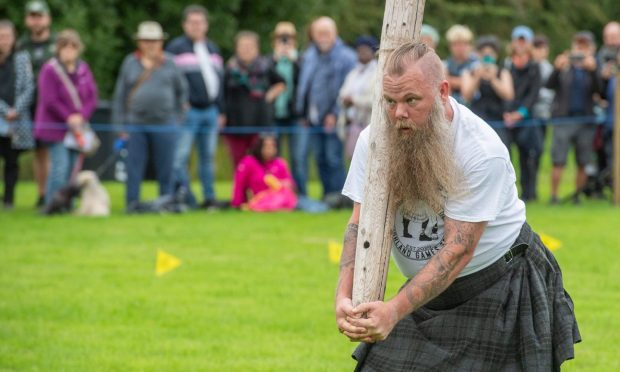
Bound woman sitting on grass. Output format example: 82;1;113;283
231;134;297;211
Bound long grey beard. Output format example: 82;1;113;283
387;99;461;215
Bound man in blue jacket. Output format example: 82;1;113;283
167;4;225;209
296;16;357;205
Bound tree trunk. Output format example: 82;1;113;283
352;0;427;307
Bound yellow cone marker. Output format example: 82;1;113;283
156;250;182;276
539;233;562;251
328;240;343;264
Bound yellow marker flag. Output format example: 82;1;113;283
328;240;343;264
156;250;182;276
539;233;562;251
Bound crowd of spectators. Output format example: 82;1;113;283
1;1;619;212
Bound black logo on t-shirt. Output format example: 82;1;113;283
393;206;445;261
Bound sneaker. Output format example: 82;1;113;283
201;199;230;211
35;195;45;208
572;194;581;205
3;202;14;210
549;196;559;205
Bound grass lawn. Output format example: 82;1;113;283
0;178;619;371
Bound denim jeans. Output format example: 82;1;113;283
172;106;219;201
312;130;346;196
45;141;78;204
126;129;177;206
276;119;310;196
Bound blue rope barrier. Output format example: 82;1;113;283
30;114;606;135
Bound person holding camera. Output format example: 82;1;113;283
269;22;303;192
547;31;602;204
461;35;514;128
598;22;620;79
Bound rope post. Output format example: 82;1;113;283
613;71;620;205
352;0;426;307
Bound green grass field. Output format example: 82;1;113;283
1;178;619;371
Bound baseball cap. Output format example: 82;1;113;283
355;35;378;51
511;26;534;42
573;31;595;45
421;24;440;46
25;0;50;14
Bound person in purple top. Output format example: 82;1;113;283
34;29;98;205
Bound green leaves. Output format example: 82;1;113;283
2;0;617;98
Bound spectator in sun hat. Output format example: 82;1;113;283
112;21;188;212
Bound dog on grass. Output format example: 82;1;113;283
41;171;110;216
75;171;110;216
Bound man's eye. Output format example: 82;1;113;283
385;99;396;106
406;98;416;105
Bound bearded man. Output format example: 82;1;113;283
335;42;580;371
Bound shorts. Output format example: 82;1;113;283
551;123;595;166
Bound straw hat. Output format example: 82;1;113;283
134;21;168;40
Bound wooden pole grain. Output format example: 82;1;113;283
352;0;426;307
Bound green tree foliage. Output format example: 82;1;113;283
0;0;617;98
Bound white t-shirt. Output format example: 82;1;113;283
194;41;219;101
342;97;526;278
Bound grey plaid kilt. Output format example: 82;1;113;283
353;222;581;371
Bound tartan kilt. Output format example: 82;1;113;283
353;223;581;371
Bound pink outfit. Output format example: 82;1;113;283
232;155;297;211
34;60;98;143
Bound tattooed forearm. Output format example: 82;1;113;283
339;223;359;270
336;223;359;300
401;219;485;314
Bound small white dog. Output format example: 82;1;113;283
75;171;110;216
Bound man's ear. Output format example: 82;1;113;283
439;80;450;102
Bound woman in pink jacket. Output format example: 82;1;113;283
231;134;297;211
34;29;97;205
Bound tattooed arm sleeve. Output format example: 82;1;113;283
335;203;361;300
390;216;487;319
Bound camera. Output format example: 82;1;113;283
481;55;496;65
569;52;585;64
278;35;290;44
601;47;619;65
